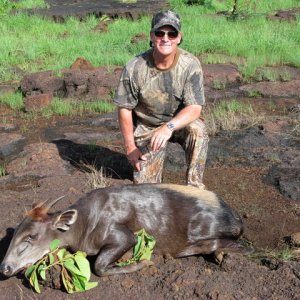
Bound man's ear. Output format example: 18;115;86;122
51;209;78;231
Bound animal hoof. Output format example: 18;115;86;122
214;251;225;264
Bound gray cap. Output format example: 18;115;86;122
151;10;181;32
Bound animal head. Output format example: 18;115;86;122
0;196;77;277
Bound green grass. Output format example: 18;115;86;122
0;164;6;176
0;0;299;115
40;98;116;117
0;91;24;109
204;99;263;134
1;0;299;82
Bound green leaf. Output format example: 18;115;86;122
25;265;35;278
57;248;67;260
61;270;75;294
24;240;98;294
116;228;156;267
74;253;90;280
133;234;143;256
48;253;55;265
30;271;41;293
37;264;46;281
63;258;83;276
50;239;61;251
84;281;98;290
72;274;85;291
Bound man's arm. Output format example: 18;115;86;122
118;107;147;171
151;104;202;151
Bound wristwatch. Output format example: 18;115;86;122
166;122;176;132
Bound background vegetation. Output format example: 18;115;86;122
1;0;299;81
0;0;299;120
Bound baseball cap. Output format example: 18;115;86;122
151;10;181;32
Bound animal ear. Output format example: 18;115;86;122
52;209;78;231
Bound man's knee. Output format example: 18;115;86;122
186;119;208;138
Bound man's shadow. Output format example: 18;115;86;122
53;139;133;180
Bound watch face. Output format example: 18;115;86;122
167;122;175;131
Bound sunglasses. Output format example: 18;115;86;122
154;30;179;39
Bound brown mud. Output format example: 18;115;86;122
0;71;299;299
0;3;300;299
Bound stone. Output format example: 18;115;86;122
290;232;300;247
70;57;95;70
24;93;53;112
0;133;26;161
6;142;72;178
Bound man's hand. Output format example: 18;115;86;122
150;125;173;152
127;147;147;172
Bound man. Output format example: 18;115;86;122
114;10;209;188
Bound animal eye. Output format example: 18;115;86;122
25;234;38;242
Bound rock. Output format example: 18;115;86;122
0;133;26;161
20;71;66;97
20;66;122;102
267;153;300;201
0;123;18;132
290;232;300;247
0;81;19;96
6;142;73;178
239;80;300;97
92;19;110;32
63;70;90;98
24;93;53;112
268;8;300;22
131;32;147;44
15;0;168;22
202;64;243;87
70;57;95;70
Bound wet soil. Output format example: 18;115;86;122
0;5;300;297
0;94;299;299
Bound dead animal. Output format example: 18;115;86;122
0;183;252;277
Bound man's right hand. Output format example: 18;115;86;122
126;147;147;172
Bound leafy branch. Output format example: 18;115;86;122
25;239;98;294
25;229;156;293
116;228;156;267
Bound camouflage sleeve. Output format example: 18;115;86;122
113;66;138;109
182;60;205;106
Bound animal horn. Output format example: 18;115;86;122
37;195;66;209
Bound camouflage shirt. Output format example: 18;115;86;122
114;48;205;126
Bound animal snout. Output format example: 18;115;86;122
0;263;13;277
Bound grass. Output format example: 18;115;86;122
252;245;300;263
40;98;116;117
203;99;263;135
0;91;24;110
80;163;111;189
0;164;6;176
0;0;299;116
0;0;299;82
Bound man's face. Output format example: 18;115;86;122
150;25;182;57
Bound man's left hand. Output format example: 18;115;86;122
150;125;173;151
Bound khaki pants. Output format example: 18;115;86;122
133;119;209;188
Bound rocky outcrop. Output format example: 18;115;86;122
0;133;26;162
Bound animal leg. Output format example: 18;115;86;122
176;239;254;259
94;224;151;276
215;239;254;254
100;260;154;276
176;239;220;257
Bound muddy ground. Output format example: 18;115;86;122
0;65;299;299
0;3;300;299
